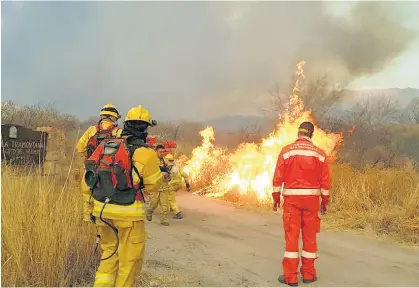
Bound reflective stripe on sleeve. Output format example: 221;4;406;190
273;186;282;193
159;185;170;192
283;149;325;162
284;251;299;258
321;189;330;196
283;188;320;196
302;250;318;259
143;170;162;185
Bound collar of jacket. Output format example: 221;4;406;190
297;136;312;142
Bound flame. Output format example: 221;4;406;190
182;61;343;201
348;125;356;136
182;126;224;181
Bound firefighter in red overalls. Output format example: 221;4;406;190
272;121;331;286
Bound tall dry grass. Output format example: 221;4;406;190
1;165;96;286
327;164;419;244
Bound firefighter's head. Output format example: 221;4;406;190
164;154;175;167
298;121;314;138
100;104;121;123
123;105;157;142
156;144;165;158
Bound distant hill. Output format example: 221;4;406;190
202;88;419;131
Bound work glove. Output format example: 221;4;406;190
272;192;283;211
320;195;329;215
185;182;191;192
163;172;171;182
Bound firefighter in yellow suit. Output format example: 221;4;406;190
83;105;162;287
77;104;122;223
146;161;171;226
165;154;190;219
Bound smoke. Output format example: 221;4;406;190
303;1;417;84
2;1;418;120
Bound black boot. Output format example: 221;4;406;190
172;212;184;219
300;267;317;284
303;277;317;284
278;275;298;287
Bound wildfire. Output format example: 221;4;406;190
182;126;224;181
182;61;343;201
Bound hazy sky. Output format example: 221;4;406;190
2;1;419;121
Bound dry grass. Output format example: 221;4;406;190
1;165;97;286
1;165;179;287
326;164;419;245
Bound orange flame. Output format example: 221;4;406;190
348;125;355;136
183;61;343;200
182;126;224;181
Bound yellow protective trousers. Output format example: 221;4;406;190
168;189;180;215
147;189;169;223
94;220;145;287
80;168;93;222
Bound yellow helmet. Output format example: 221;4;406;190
164;154;175;161
100;104;121;119
165;154;174;161
125;105;156;126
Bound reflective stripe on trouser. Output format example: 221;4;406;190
168;189;180;214
94;220;145;287
147;190;169;223
282;195;320;283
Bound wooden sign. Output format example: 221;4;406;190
1;124;48;166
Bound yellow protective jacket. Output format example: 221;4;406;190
158;174;171;193
168;165;189;192
76;119;122;157
157;157;171;193
86;146;163;222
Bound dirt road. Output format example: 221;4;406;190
143;191;419;287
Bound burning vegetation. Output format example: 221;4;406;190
182;61;343;200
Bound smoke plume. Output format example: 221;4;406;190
2;1;418;120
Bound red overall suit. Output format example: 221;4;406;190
272;136;331;284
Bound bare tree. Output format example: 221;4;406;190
299;75;345;118
1;101;20;125
238;122;262;143
408;98;419;124
265;74;345;120
1;100;80;131
344;94;401;130
173;124;181;141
